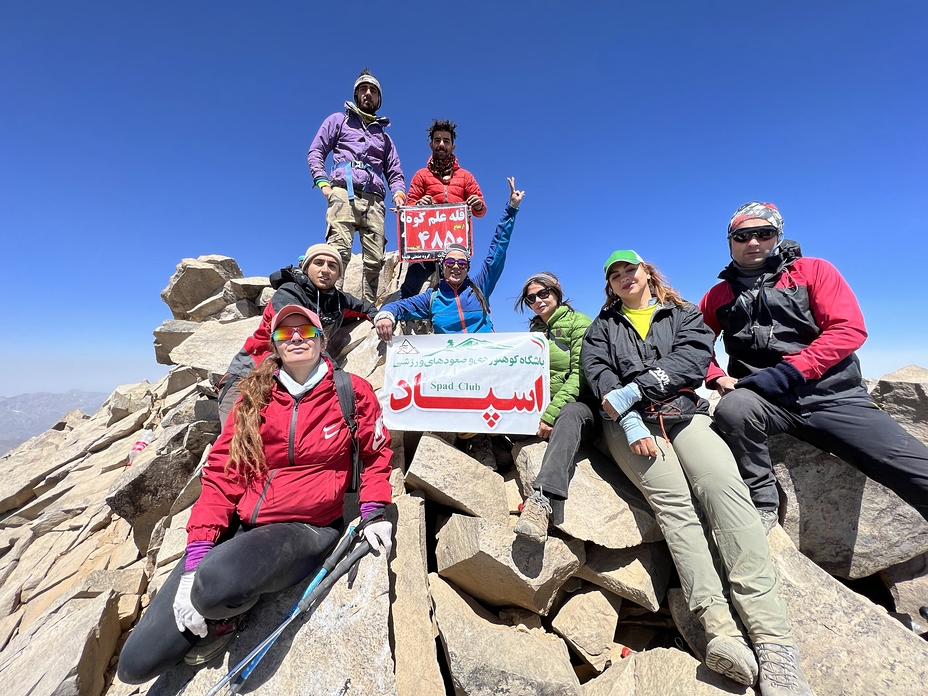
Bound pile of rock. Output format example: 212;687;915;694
153;255;271;366
1;255;926;696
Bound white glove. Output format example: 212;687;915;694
363;520;393;556
173;571;208;637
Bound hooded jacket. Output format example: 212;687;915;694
406;156;486;217
380;204;519;334
187;357;393;543
582;300;715;408
699;240;869;408
307;103;405;199
530;305;593;425
227;267;376;379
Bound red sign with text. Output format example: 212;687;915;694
396;203;472;262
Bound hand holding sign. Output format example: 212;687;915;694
508;177;525;208
416;195;434;206
466;194;484;212
376;318;395;343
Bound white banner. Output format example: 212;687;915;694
380;333;550;434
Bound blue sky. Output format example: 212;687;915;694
2;1;926;396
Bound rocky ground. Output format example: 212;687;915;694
1;254;927;696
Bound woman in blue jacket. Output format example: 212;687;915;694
374;177;524;339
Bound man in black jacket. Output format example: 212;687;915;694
701;201;928;532
217;243;377;426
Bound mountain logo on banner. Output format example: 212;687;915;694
396;339;419;355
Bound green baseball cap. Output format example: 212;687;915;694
603;250;644;278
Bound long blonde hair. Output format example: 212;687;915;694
226;356;280;483
601;261;686;311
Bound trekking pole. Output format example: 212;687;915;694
227;540;372;695
203;517;375;696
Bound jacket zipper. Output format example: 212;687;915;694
252;389;302;525
288;394;304;465
452;285;468;333
249;470;276;525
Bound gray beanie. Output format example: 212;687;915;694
439;243;470;264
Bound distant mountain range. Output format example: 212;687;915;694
0;390;108;456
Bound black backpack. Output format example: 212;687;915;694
332;366;362;492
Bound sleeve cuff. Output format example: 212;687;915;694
184;540;215;572
360;501;385;519
374;310;396;325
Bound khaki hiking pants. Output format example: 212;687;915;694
603;414;793;646
324;186;386;302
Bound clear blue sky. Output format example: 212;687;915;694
2;1;926;396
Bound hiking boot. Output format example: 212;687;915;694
705;635;758;686
756;643;814;696
514;490;552;543
758;508;779;534
465;434;497;470
184;614;246;665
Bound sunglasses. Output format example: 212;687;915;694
443;258;470;268
271;324;321;342
729;226;779;243
524;288;552;305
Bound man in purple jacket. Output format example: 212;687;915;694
307;68;406;302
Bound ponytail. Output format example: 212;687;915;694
227;357;280;483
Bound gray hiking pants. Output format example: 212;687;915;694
533;401;595;500
603;414;793;645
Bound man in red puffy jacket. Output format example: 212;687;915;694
400;119;486;298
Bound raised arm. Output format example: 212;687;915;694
471;177;524;296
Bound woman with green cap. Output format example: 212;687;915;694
581;250;813;696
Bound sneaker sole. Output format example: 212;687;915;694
513;522;547;544
184;632;238;666
705;643;757;686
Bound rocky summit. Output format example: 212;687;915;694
0;254;926;696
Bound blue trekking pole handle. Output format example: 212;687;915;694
228;539;373;694
204;524;361;696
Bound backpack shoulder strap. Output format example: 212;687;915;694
332;366;361;492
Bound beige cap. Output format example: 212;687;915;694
301;243;344;275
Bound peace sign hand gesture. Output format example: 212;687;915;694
507;177;525;208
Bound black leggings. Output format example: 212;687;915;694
117;521;341;684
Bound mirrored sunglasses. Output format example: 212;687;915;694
443;258;470;268
729;226;779;243
271;324;321;342
524;288;552;305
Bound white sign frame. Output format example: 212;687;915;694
379;333;550;435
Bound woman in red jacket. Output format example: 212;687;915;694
118;305;393;683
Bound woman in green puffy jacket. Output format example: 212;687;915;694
512;272;595;543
